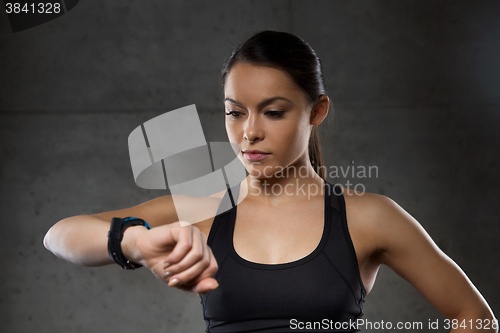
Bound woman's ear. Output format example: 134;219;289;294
310;95;330;126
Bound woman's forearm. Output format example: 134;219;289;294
44;215;220;295
43;215;114;267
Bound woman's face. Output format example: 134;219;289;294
224;62;314;179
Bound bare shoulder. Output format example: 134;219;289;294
339;187;413;256
341;186;438;261
341;186;409;223
340;187;391;229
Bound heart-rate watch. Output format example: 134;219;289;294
107;217;151;269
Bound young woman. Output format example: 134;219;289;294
44;31;497;332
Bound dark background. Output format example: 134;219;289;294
0;1;498;332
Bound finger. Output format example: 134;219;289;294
163;224;194;266
176;277;219;295
166;239;213;286
163;227;206;275
194;277;219;294
168;246;218;293
163;231;217;288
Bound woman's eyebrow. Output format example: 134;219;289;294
224;96;294;109
224;98;245;107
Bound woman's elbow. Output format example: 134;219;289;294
43;219;73;259
43;225;56;252
456;306;498;332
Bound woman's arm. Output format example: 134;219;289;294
44;214;126;267
43;195;179;266
368;195;497;332
43;195;219;294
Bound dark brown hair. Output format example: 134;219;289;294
221;30;327;179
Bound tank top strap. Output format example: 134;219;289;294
206;182;241;260
324;180;367;303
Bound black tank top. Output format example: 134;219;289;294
199;180;366;332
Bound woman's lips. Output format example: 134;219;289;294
243;152;270;161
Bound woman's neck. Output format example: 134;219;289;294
242;161;325;206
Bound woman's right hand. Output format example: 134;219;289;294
122;222;219;295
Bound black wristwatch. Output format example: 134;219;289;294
107;217;151;270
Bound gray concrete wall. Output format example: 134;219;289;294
1;1;498;332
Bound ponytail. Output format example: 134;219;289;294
308;126;325;179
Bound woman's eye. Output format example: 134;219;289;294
265;111;285;119
225;111;242;118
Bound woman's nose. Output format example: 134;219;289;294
243;114;263;143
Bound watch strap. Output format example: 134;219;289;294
107;217;151;270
